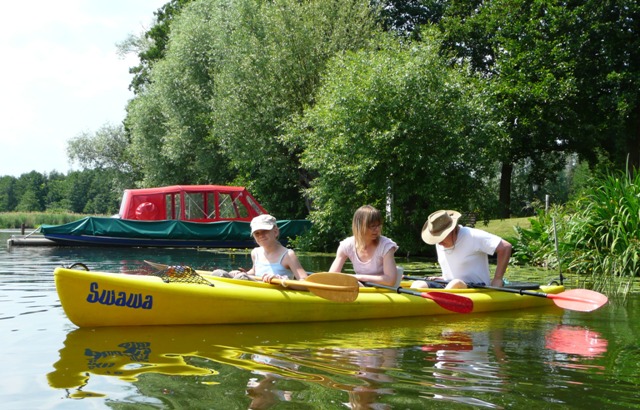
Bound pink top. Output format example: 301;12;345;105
337;236;398;275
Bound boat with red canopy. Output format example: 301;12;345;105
39;185;310;248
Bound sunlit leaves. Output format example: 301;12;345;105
287;32;498;252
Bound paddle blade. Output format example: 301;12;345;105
304;272;360;303
420;291;474;314
548;289;608;312
144;260;167;271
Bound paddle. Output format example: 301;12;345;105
143;261;359;303
361;281;474;314
402;275;542;290
401;274;607;312
470;284;608;312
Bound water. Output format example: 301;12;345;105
1;230;639;409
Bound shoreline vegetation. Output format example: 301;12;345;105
0;212;108;230
2;212;635;295
0;212;530;240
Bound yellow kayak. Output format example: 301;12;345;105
54;267;564;327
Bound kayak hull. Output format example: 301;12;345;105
54;267;565;327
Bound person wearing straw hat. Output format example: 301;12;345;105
413;210;512;289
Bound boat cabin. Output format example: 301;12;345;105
118;185;267;222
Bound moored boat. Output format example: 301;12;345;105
39;185;310;248
54;266;565;327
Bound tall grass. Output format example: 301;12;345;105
564;171;639;300
514;169;639;301
0;212;104;230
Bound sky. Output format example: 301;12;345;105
0;1;167;177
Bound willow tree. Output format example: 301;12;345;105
208;0;378;217
286;33;499;253
126;0;378;217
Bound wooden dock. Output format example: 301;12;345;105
7;235;58;247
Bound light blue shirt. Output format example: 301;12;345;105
254;249;294;279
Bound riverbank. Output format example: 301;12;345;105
0;212;104;230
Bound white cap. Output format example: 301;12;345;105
250;214;277;234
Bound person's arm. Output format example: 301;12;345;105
245;248;257;276
354;248;398;287
282;249;308;280
491;239;512;287
328;251;348;273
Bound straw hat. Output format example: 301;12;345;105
421;210;461;245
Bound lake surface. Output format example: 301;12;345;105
1;230;639;409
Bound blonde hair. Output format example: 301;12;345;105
352;205;382;252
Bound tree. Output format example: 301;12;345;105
0;176;18;212
119;0;195;94
210;0;378;216
568;1;640;169
126;0;378;218
372;0;447;36
14;171;46;212
439;0;640;216
67;123;139;195
126;0;235;187
44;170;69;211
286;33;498;253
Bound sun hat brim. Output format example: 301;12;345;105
421;210;461;245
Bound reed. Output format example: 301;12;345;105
0;212;104;229
515;169;639;300
564;171;639;300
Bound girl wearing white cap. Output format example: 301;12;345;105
245;214;308;284
329;205;400;287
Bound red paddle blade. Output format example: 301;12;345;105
420;291;474;314
548;289;608;312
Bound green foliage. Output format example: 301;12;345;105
210;0;378;218
512;208;557;267
0;212;100;229
287;32;499;253
515;168;640;300
0;169;121;216
127;0;233;187
564;170;639;299
122;0;195;94
438;0;640;216
126;0;378;218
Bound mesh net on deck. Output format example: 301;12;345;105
151;265;214;286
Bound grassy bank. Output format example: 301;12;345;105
0;212;104;229
476;216;531;242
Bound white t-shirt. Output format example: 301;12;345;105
436;226;501;285
337;236;398;276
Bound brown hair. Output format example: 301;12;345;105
352;205;382;252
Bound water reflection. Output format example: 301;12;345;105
47;309;567;408
545;324;608;358
5;236;634;409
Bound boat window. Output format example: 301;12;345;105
219;193;239;219
174;194;182;220
185;193;206;220
165;194;172;219
234;195;249;218
245;195;263;215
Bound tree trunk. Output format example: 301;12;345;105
629;105;640;172
499;162;513;218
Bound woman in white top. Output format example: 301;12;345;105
329;205;400;287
